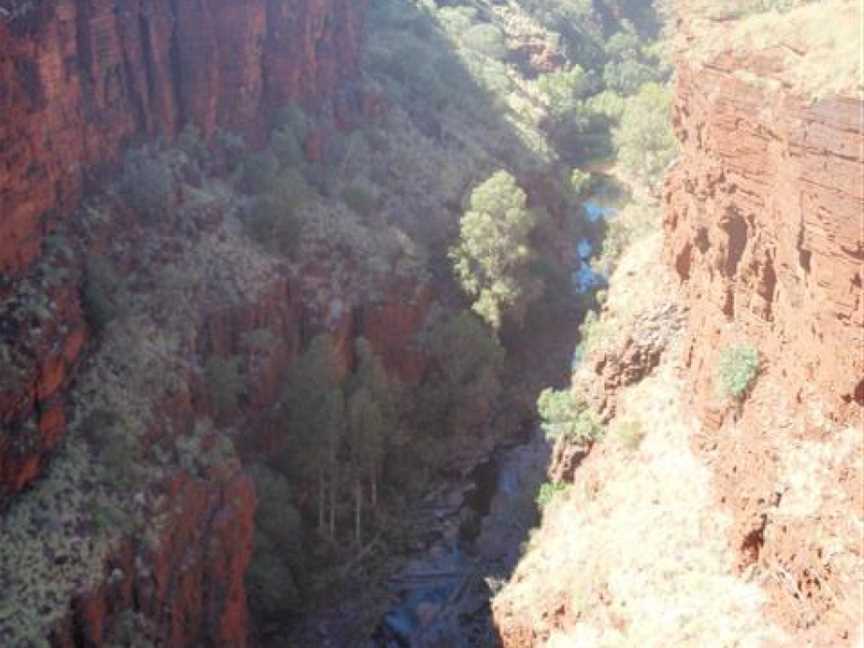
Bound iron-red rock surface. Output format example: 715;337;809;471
664;46;864;644
0;0;368;275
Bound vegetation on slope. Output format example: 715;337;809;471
0;0;685;643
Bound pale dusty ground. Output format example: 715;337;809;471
494;230;793;647
494;223;864;647
496;348;792;647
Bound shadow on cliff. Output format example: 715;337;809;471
258;3;605;647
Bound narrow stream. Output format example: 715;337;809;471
372;431;552;647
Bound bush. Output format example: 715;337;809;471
570;168;594;197
416;310;504;436
537;387;604;444
83;256;126;332
204;355;244;417
243;149;280;195
536;481;569;508
119;149;174;218
613;82;678;186
462;23;507;59
614;419;645;451
537;66;593;117
718;344;760;400
341;184;379;220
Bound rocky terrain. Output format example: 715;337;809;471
1;0;371;644
0;0;860;646
493;1;863;646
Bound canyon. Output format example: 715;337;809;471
1;0;862;647
493;2;864;646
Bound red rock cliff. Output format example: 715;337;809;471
663;12;864;643
0;0;368;276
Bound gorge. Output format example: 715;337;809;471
1;1;862;647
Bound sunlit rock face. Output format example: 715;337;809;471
663;46;863;643
0;0;368;276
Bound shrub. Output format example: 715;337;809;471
204;355;245;417
614;419;645;451
537;387;604;444
82;256;126;332
462;23;507;59
570;168;593;197
718;344;760;400
271;127;305;167
177;125;209;166
243;149;280;195
537;65;593;117
119;149;174;218
341;184;379;220
536;481;569;508
603;59;661;95
613;82;678;186
420;310;505;434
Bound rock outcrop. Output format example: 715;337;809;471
494;3;863;645
1;0;370;498
0;1;371;645
0;0;368;276
663;5;863;642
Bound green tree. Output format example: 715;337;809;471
347;338;399;510
119;149;174;218
462;23;508;59
450;171;543;329
204;355;244;418
537;387;604;444
613;82;678;186
246;465;305;618
280;334;345;538
537;65;593;118
421;311;505;435
347;387;386;544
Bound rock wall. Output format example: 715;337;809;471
663;45;864;643
0;0;368;276
0;1;372;644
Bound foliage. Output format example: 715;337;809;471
176;125;209;167
718;344;760;401
537;387;604;444
118;148;174;218
243;149;280;195
82;256;127;333
246;464;306;618
243;169;311;255
613;82;678;185
341;184;379;220
450;171;542;330
536;481;570;508
614;419;645;451
569;169;594;197
462;23;508;60
537;66;593;118
603;59;661;95
420;310;504;435
204;355;244;417
586;90;627;122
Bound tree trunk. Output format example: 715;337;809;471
317;464;325;534
328;433;337;540
354;480;362;546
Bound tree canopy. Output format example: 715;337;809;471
450;171;543;330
